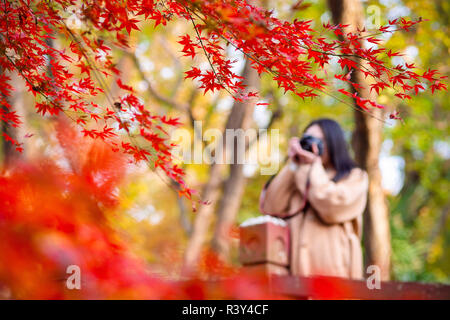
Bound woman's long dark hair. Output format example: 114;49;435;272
304;118;357;182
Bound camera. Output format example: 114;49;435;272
300;135;324;155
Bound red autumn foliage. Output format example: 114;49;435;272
0;120;284;299
0;121;159;299
0;0;446;201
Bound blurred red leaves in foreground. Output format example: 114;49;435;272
0;120;418;300
0;119;378;300
0;120;281;299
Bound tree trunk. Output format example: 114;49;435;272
210;62;259;262
1;69;26;168
182;59;257;274
328;0;391;280
0;104;16;168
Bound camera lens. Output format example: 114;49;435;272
299;135;323;155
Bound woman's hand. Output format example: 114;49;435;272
288;137;320;164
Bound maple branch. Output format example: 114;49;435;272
185;7;237;98
215;33;389;124
54;19;188;198
181;6;391;123
126;50;210;150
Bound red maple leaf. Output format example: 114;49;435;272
121;18;140;34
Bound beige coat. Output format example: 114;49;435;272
259;158;369;279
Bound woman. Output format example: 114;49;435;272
259;118;368;279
